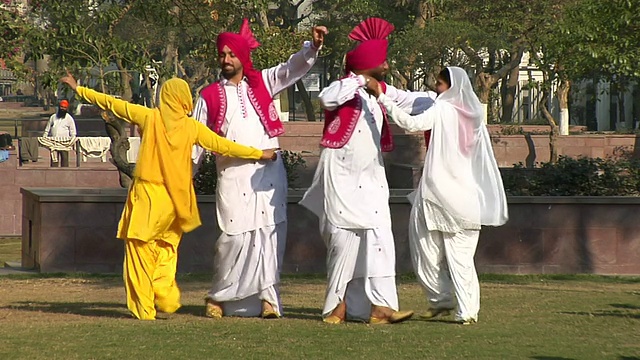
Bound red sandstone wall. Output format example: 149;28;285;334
0;140;121;235
2;124;640;236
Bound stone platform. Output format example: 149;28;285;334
20;188;640;275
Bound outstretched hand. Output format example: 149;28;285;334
59;70;78;91
312;26;328;49
261;148;280;161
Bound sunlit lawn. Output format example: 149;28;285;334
0;272;638;360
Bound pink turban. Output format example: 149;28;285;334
345;18;395;73
216;18;260;71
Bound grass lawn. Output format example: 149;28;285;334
0;273;638;360
0;237;21;266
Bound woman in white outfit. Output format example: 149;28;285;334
365;67;509;324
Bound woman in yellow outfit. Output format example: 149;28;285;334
60;72;278;320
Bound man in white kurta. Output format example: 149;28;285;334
300;18;436;324
368;67;509;325
193;21;327;318
43;99;76;167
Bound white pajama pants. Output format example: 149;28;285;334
206;222;287;317
321;217;399;321
409;204;481;322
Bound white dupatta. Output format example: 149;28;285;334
378;66;508;227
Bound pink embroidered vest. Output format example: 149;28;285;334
320;82;394;152
200;74;284;138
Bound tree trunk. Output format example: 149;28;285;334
102;112;134;188
115;59;133;102
539;92;559;163
257;9;270;29
557;78;571;135
295;79;315;121
414;0;436;28
501;52;520;123
617;89;626;128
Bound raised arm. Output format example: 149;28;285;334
194;121;278;161
377;93;437;132
76;87;153;128
262;26;327;96
318;75;365;111
60;71;152;128
383;84;437;115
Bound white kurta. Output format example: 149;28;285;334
43;113;77;137
300;74;436;318
195;42;319;316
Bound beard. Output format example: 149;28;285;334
221;65;239;79
57;109;67;118
372;69;388;82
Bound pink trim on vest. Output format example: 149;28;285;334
320;81;394;152
200;78;284;138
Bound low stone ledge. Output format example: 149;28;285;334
20;188;640;275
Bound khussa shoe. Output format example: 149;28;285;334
261;301;281;319
420;307;454;319
261;309;281;319
322;315;344;324
205;300;223;319
369;310;414;324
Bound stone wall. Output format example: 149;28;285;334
21;188;640;275
2;123;640;236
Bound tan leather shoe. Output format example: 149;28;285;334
370;310;414;325
419;307;454;319
322;315;344;324
205;300;223;319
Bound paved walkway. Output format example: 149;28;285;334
0;262;37;275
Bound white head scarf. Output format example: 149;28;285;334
420;66;508;227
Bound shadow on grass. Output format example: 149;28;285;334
281;306;322;321
559;310;640;319
177;304;209;318
3;301;131;319
412;317;465;325
610;303;640;310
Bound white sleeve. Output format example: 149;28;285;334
318;75;366;111
67;115;77;137
383;84;437;115
262;41;319;97
378;93;436;132
43;115;53;136
191;97;209;165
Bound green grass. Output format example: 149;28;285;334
0;237;21;267
0;274;638;360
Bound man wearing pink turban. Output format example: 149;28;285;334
194;19;328;320
300;17;436;325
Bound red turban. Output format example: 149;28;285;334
345;18;395;73
216;18;260;71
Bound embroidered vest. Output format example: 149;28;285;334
200;76;284;138
320;82;394;152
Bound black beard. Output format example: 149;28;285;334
372;73;386;82
57;110;67;118
221;67;238;79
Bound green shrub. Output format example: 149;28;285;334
194;150;307;195
502;154;640;196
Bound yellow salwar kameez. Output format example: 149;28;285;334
75;79;264;320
